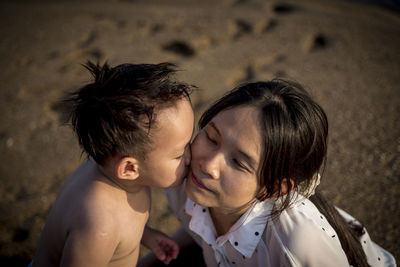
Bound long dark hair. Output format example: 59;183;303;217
310;192;369;266
199;79;369;266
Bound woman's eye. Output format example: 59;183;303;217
233;158;247;171
205;131;217;145
232;158;242;167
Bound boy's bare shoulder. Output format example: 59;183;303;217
55;160;150;238
67;169;150;231
46;161;151;265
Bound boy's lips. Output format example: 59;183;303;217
190;173;211;191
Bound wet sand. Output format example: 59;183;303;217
0;0;399;265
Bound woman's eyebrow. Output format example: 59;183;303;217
208;122;221;136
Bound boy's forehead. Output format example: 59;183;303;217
138;101;179;131
149;99;194;148
154;98;192;124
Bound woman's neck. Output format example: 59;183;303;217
209;202;254;236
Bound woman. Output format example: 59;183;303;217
142;80;395;267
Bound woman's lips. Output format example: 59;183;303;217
191;173;211;191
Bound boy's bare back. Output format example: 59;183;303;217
34;159;151;267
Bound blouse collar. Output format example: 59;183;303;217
184;197;274;258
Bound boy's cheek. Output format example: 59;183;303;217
180;162;190;181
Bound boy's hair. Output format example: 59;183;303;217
63;61;193;164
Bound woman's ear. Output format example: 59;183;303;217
256;178;295;201
115;157;140;180
278;178;295;196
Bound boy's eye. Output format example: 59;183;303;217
175;154;184;160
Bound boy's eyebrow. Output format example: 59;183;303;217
174;125;195;155
209;122;256;172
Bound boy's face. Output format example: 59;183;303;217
138;98;194;188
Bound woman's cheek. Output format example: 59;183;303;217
190;134;204;158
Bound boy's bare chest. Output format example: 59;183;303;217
109;214;148;266
111;190;150;262
108;247;140;267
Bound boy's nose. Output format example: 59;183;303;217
184;144;191;166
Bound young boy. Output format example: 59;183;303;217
32;61;195;267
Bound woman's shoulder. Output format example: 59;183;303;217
266;197;397;267
263;196;349;266
276;196;339;237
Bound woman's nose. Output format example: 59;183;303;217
199;155;220;179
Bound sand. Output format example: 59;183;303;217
0;0;399;265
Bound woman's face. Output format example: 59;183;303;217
186;105;263;213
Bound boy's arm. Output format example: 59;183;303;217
60;217;119;267
140;225;179;265
138;226;195;267
170;226;196;248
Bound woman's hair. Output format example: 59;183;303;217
200;79;328;208
63;61;194;164
310;192;369;267
199;79;368;266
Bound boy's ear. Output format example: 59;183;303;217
115;157;140;180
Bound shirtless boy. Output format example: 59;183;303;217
32;61;194;267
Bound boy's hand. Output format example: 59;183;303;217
142;226;179;265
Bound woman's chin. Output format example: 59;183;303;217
185;178;210;206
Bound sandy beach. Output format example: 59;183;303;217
0;0;399;265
